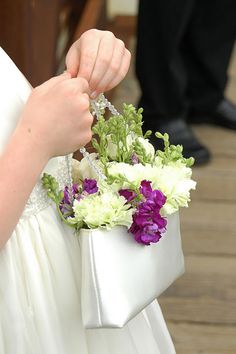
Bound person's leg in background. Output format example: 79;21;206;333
183;0;236;128
136;0;210;165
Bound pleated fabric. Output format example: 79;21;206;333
0;207;175;354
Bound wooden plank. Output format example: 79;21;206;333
180;200;236;232
73;0;107;40
24;0;62;85
168;322;236;354
226;77;236;104
193;125;236;158
192;157;236;201
0;0;26;75
108;15;137;44
0;0;89;86
225;42;236;103
180;227;236;256
159;255;236;325
160;297;236;325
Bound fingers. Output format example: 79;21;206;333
65;43;80;78
61;77;90;96
88;32;116;92
65;29;131;96
66;29;101;81
103;48;131;92
77;30;101;83
38;76;89;100
36;72;71;91
91;39;126;96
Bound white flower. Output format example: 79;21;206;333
151;164;196;214
107;162;150;189
107;134;135;160
71;158;81;184
73;191;133;229
107;161;196;215
107;134;155;161
107;136;117;160
74;153;103;180
136;137;155;159
153;155;164;167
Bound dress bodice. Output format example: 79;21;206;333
0;47;70;218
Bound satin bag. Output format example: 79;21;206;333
79;211;184;329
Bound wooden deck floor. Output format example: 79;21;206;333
112;30;236;354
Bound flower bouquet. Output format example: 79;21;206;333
42;98;196;328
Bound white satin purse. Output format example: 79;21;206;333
79;211;184;329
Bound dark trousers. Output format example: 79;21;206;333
136;0;236;126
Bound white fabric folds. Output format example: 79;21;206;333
80;212;184;328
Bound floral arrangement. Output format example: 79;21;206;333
42;103;196;246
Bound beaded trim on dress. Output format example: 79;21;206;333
21;155;72;219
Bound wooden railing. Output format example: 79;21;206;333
0;0;107;86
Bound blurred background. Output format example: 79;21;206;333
1;1;236;353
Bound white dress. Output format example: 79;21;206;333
0;47;176;354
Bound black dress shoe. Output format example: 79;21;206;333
188;99;236;130
143;118;211;166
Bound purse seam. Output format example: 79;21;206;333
89;234;103;326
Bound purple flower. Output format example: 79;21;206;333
83;179;98;194
119;189;137;203
129;212;167;245
131;213;149;227
139;180;166;210
59;183;82;217
72;183;79;195
139;180;152;198
59;179;98;218
131;153;139;164
151;189;166;210
71;184;82;201
134;224;163;245
128;180;167;246
152;212;167;232
60;186;74;217
62;186;71;205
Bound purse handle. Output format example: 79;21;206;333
65;94;120;186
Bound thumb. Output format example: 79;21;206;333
65;43;80;78
37;72;71;91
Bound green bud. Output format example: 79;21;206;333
186;157;195;167
47;191;56;202
144;130;152;138
155;132;163;139
59;191;64;200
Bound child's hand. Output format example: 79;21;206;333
65;29;131;98
15;72;93;159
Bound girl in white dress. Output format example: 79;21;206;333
0;30;176;354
